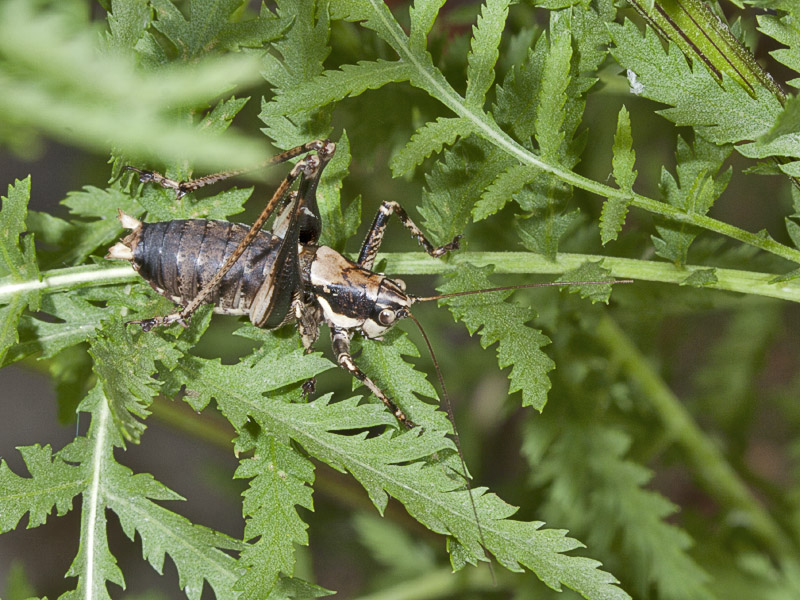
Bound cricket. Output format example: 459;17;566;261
107;138;629;571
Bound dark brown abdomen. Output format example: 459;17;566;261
132;220;281;315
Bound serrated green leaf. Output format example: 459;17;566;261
515;199;579;259
609;20;783;144
1;292;107;367
738;94;800;161
356;329;451;431
437;263;555;410
31;186;142;268
465;0;511;109
317;131;358;251
612;106;637;192
89;319;183;444
601;106;637;245
557;261;615;304
110;469;243;600
54;385;242;600
390;117;475;176
234;431;315;599
600;196;632;246
758;12;800;88
104;0;151;53
652;136;732;265
262;59;413;121
0;177;39;366
167;336;628;599
474;163;538;222
680;268;718;287
535;28;572;162
529;423;712;600
409;0;446;53
151;0;286;59
420;139;513;245
494;44;546;141
0;444;84;532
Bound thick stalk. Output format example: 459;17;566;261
594;314;797;557
4;254;800;304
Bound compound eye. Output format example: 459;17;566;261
394;278;407;292
378;308;396;326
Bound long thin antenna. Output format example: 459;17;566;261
406;311;496;584
414;279;633;303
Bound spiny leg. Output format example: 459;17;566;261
123;139;333;199
129;140;337;331
357;201;461;270
331;326;415;429
295;293;323;396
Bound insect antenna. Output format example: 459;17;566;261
406;311;496;584
404;277;631;581
414;279;633;303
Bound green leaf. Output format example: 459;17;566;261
420;139;513;245
437;263;555;411
557;261;616;304
680;268;718;287
738;94;800;162
31;186;142;268
0;177;39;365
758;12;800;88
652;136;732;265
390;117;475;177
601;106;637;245
609;20;783;144
474;163;538;222
356;330;452;431
54;386;243;600
612;106;637;193
235;431;315;599
535;28;572;162
465;0;511;109
168;343;627;599
89;319;183;444
262;59;413;121
494;45;546;141
409;0;446;54
1;292;107;367
0;444;84;532
150;0;285;59
529;423;712;600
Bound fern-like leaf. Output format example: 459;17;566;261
234;430;316;599
609;20;783;144
390;117;475;177
601;106;637;244
166;341;628;599
652;136;732;265
465;0;511;109
437;263;555;411
0;178;39;365
529;422;713;600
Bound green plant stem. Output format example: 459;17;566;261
367;0;800;265
5;253;800;304
594;314;797;557
0;264;133;301
382;252;800;303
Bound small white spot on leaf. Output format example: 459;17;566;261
627;69;644;95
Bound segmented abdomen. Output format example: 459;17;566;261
132;219;281;315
